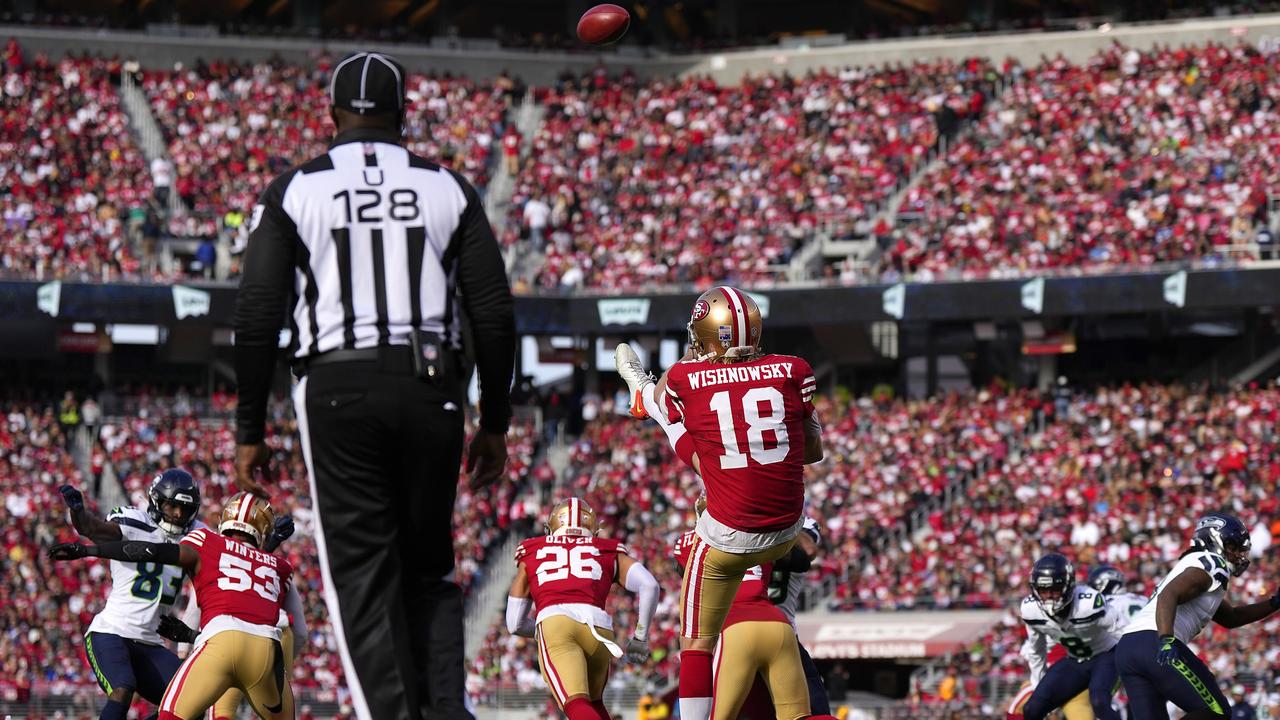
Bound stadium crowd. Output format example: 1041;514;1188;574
884;43;1279;280
6;40;1280;287
0;45;153;281
6;379;1280;712
516;59;994;290
141;56;515;231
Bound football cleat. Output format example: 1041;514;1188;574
219;492;276;548
687;285;762;363
614;343;653;419
545;497;598;537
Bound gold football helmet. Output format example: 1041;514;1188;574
545;498;598;537
219;492;276;548
687;286;762;363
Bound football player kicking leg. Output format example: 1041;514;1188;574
505;500;660;720
57;471;204;720
620;318;826;720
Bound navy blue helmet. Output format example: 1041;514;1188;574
1088;564;1126;596
148;469;201;535
1192;513;1251;577
1030;553;1075;617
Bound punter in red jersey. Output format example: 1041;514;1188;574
506;498;660;720
616;285;825;720
50;492;295;720
674;516;810;720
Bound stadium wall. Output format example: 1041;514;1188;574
7;12;1280;83
5;265;1279;333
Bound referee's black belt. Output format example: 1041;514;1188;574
292;345;413;377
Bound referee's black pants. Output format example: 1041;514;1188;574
293;351;470;720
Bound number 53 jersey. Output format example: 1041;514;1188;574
515;535;630;630
180;528;294;644
86;506;207;645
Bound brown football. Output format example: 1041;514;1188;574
576;4;630;45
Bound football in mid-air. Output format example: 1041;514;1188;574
577;4;630;45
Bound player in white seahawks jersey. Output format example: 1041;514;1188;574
58;470;204;720
1089;565;1147;620
766;515;829;714
1018;553;1127;720
1116;514;1280;719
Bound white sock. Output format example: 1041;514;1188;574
642;384;687;450
679;697;712;720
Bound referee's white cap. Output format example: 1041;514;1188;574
330;51;405;115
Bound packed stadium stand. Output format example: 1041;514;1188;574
5;36;1278;289
0;44;153;281
513;59;993;289
140;58;517;233
885;43;1278;280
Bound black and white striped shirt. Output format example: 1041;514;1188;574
234;127;514;443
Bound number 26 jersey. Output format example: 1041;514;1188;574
180;528;293;642
515;535;630;630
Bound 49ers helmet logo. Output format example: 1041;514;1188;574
692;299;710;321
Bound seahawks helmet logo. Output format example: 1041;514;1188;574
1197;516;1226;531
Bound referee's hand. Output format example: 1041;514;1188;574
235;442;274;498
467;429;507;490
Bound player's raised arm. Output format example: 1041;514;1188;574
282;580;308;658
57;485;122;542
48;537;199;571
617;552;659;663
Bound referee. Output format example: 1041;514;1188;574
232;51;514;720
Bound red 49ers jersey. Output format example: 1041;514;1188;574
673;531;785;627
515;535;630;612
663;353;816;532
180;528;293;629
